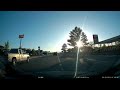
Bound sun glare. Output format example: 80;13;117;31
76;41;82;47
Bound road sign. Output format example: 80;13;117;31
93;34;99;44
19;34;24;48
19;34;24;38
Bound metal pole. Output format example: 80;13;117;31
20;38;22;49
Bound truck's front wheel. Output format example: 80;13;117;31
12;58;16;66
27;57;30;63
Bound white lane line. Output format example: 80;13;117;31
57;53;64;71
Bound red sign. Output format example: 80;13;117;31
19;34;24;38
93;34;99;44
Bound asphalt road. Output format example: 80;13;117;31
13;54;120;78
15;55;60;72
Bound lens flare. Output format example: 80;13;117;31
74;16;87;78
76;41;82;48
74;45;80;78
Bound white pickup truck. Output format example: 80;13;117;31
7;48;30;65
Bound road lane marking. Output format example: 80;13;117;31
57;53;64;71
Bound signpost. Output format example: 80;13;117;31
19;34;24;49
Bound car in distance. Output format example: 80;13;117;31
7;48;30;65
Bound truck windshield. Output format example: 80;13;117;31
10;49;18;53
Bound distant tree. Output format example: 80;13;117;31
0;45;4;50
88;41;94;47
43;51;47;55
4;41;9;50
67;48;72;52
0;45;4;56
73;46;78;52
67;27;82;47
35;50;39;55
22;48;26;51
81;32;88;46
40;50;43;53
26;48;32;55
31;49;36;56
61;43;67;52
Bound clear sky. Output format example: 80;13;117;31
0;11;120;52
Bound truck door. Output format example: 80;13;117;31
22;50;26;60
18;49;22;61
22;50;28;60
20;49;24;61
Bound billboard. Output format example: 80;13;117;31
19;34;24;38
93;34;99;44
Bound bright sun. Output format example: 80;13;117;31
76;41;83;47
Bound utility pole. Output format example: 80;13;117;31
20;38;22;49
